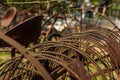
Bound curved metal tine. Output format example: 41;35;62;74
94;14;102;27
45;16;60;38
80;8;83;32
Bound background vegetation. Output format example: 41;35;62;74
0;0;119;17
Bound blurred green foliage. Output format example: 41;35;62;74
2;0;120;17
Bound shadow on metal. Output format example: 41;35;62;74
0;15;43;47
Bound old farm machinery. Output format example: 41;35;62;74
0;5;120;80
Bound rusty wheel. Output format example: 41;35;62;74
29;28;120;80
40;8;120;43
0;32;53;80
